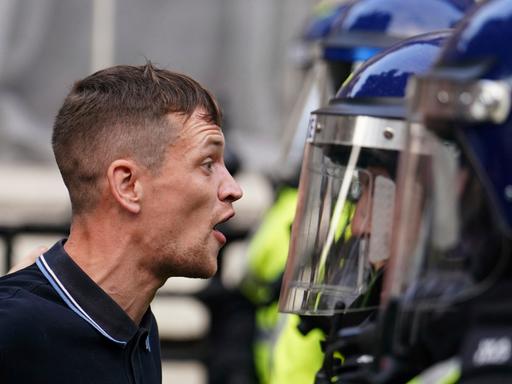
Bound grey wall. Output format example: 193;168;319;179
0;0;313;171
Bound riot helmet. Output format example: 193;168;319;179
277;0;352;186
323;0;475;87
381;0;512;357
278;30;451;316
277;0;475;187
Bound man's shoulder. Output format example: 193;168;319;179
0;264;61;328
0;263;47;295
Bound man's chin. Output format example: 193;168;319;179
194;269;217;279
176;259;218;279
158;246;220;279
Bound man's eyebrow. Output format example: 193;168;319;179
203;136;224;148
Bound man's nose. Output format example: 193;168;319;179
219;167;243;203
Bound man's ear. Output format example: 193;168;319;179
107;159;143;214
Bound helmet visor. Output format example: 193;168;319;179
277;61;334;183
382;122;507;313
279;113;406;315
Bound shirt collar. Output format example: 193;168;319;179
36;240;152;346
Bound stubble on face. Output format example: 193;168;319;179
142;111;226;281
152;231;218;280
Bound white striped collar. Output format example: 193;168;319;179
36;240;154;346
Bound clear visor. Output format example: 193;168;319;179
279;113;406;315
277;60;355;182
277;61;333;183
382;122;507;313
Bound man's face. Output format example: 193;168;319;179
140;109;243;279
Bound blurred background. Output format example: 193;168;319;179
0;0;316;383
0;0;314;167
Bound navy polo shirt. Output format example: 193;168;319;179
0;240;162;384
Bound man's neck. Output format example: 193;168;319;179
64;218;163;325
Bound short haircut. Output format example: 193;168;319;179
52;62;221;214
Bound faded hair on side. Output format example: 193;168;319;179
52;62;221;214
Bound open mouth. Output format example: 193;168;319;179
214;211;234;229
212;212;234;245
213;227;227;245
213;221;225;232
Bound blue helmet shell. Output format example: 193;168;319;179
323;0;475;62
431;0;512;234
339;31;450;99
316;30;451;119
439;0;512;81
301;2;351;41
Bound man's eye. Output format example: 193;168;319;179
202;160;214;172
